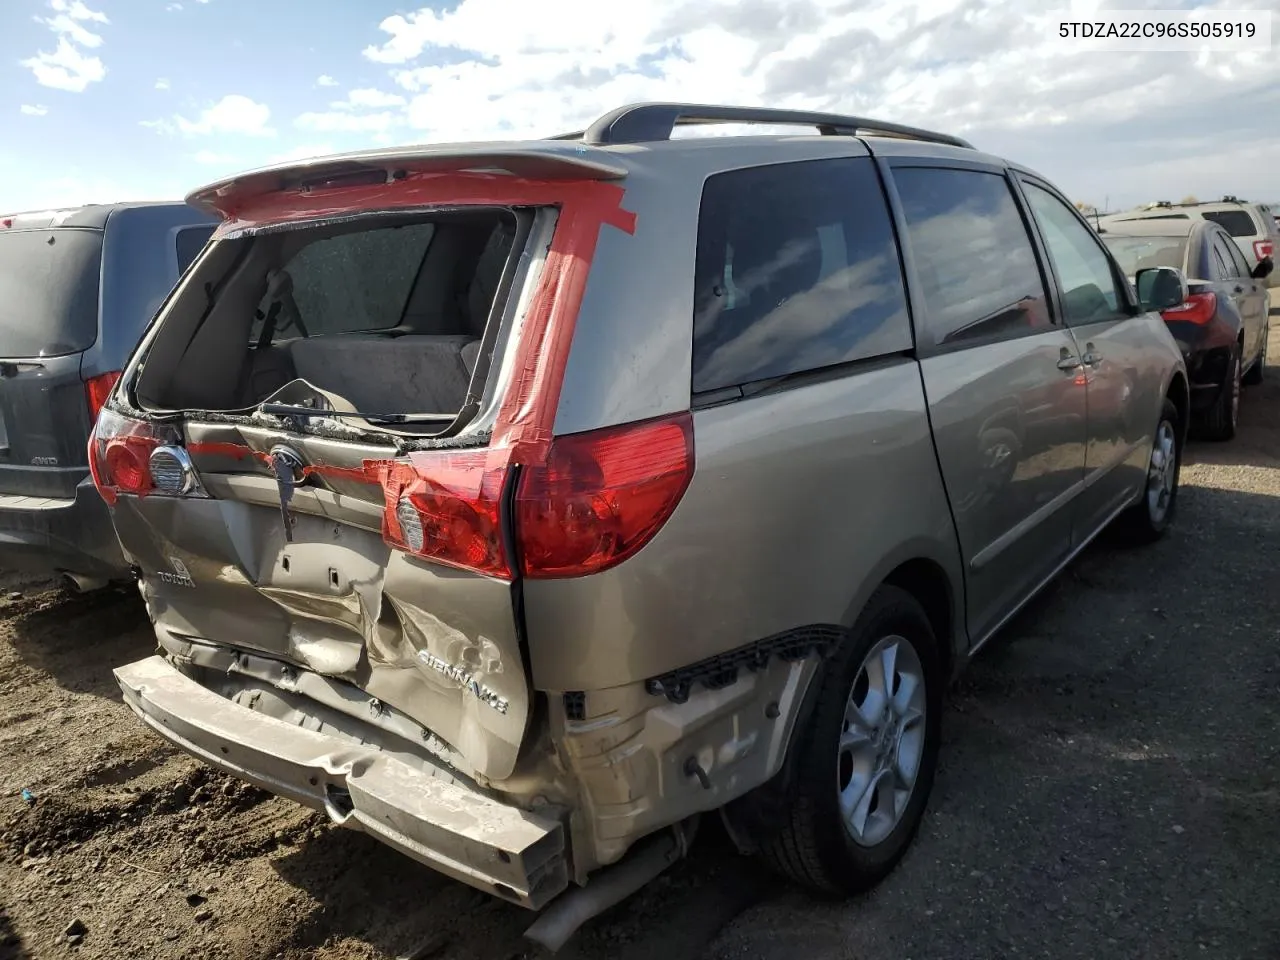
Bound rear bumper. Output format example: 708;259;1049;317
113;655;568;909
0;476;127;580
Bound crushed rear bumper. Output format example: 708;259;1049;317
113;655;569;909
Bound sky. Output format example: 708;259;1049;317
2;0;1277;213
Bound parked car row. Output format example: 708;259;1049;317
1097;197;1275;440
1;103;1263;948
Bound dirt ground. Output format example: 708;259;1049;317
3;319;1279;960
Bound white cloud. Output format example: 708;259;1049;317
341;88;406;109
155;77;170;91
290;88;408;137
172;95;275;137
21;0;109;92
166;2;182;9
267;143;336;164
353;0;1280;207
316;74;339;87
20;105;49;117
295;111;398;134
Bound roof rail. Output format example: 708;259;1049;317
560;102;973;150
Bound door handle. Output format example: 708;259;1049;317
1082;349;1103;367
1057;353;1082;371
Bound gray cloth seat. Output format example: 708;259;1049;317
261;334;480;414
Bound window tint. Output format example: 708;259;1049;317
0;228;103;356
1210;234;1241;279
1209;241;1233;281
1222;235;1253;278
1101;235;1186;277
264;223;436;337
893;167;1050;345
175;226;214;274
1201;210;1257;237
1024;182;1126;325
692;157;911;393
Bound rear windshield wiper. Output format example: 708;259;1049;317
258;402;454;426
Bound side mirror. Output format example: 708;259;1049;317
1251;256;1274;280
1135;266;1188;312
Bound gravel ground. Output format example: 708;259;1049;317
2;318;1278;960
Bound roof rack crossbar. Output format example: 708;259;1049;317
576;103;973;149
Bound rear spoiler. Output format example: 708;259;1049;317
185;142;630;220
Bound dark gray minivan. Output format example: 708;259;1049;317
0;202;215;588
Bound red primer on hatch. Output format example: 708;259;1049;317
187;441;384;485
185;172;641;580
214;171;636;465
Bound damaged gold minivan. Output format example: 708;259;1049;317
100;103;1189;949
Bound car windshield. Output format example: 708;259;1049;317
1102;235;1187;277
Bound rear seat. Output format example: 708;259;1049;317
252;334;481;414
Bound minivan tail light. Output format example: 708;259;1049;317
1161;291;1217;325
515;413;694;579
85;371;121;421
88;409;185;505
374;452;512;579
1254;239;1274;261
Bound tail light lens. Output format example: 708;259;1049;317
375;413;695;581
88;409;183;505
1254;239;1274;261
1161;291;1217;325
84;371;121;422
375;452;512;579
515;413;694;579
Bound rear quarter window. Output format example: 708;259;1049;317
1201;210;1258;237
0;228;103;357
691;156;911;394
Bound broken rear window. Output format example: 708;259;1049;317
133;210;520;424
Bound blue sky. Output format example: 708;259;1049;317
3;0;1278;213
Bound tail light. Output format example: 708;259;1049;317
84;371;121;421
515;413;694;579
376;451;512;579
375;412;695;580
1254;239;1274;261
88;409;191;505
1161;291;1217;325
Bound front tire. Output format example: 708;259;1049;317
758;586;942;895
1117;398;1181;544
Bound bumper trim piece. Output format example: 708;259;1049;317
113;656;568;909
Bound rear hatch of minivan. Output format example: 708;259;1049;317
0;214;113;499
93;151;662;783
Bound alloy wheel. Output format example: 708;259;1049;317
837;634;927;847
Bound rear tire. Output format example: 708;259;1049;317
1200;348;1240;441
758;586;942;895
1117;398;1181;545
1243;324;1268;386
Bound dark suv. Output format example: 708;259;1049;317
0;202;214;589
101;104;1188;948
